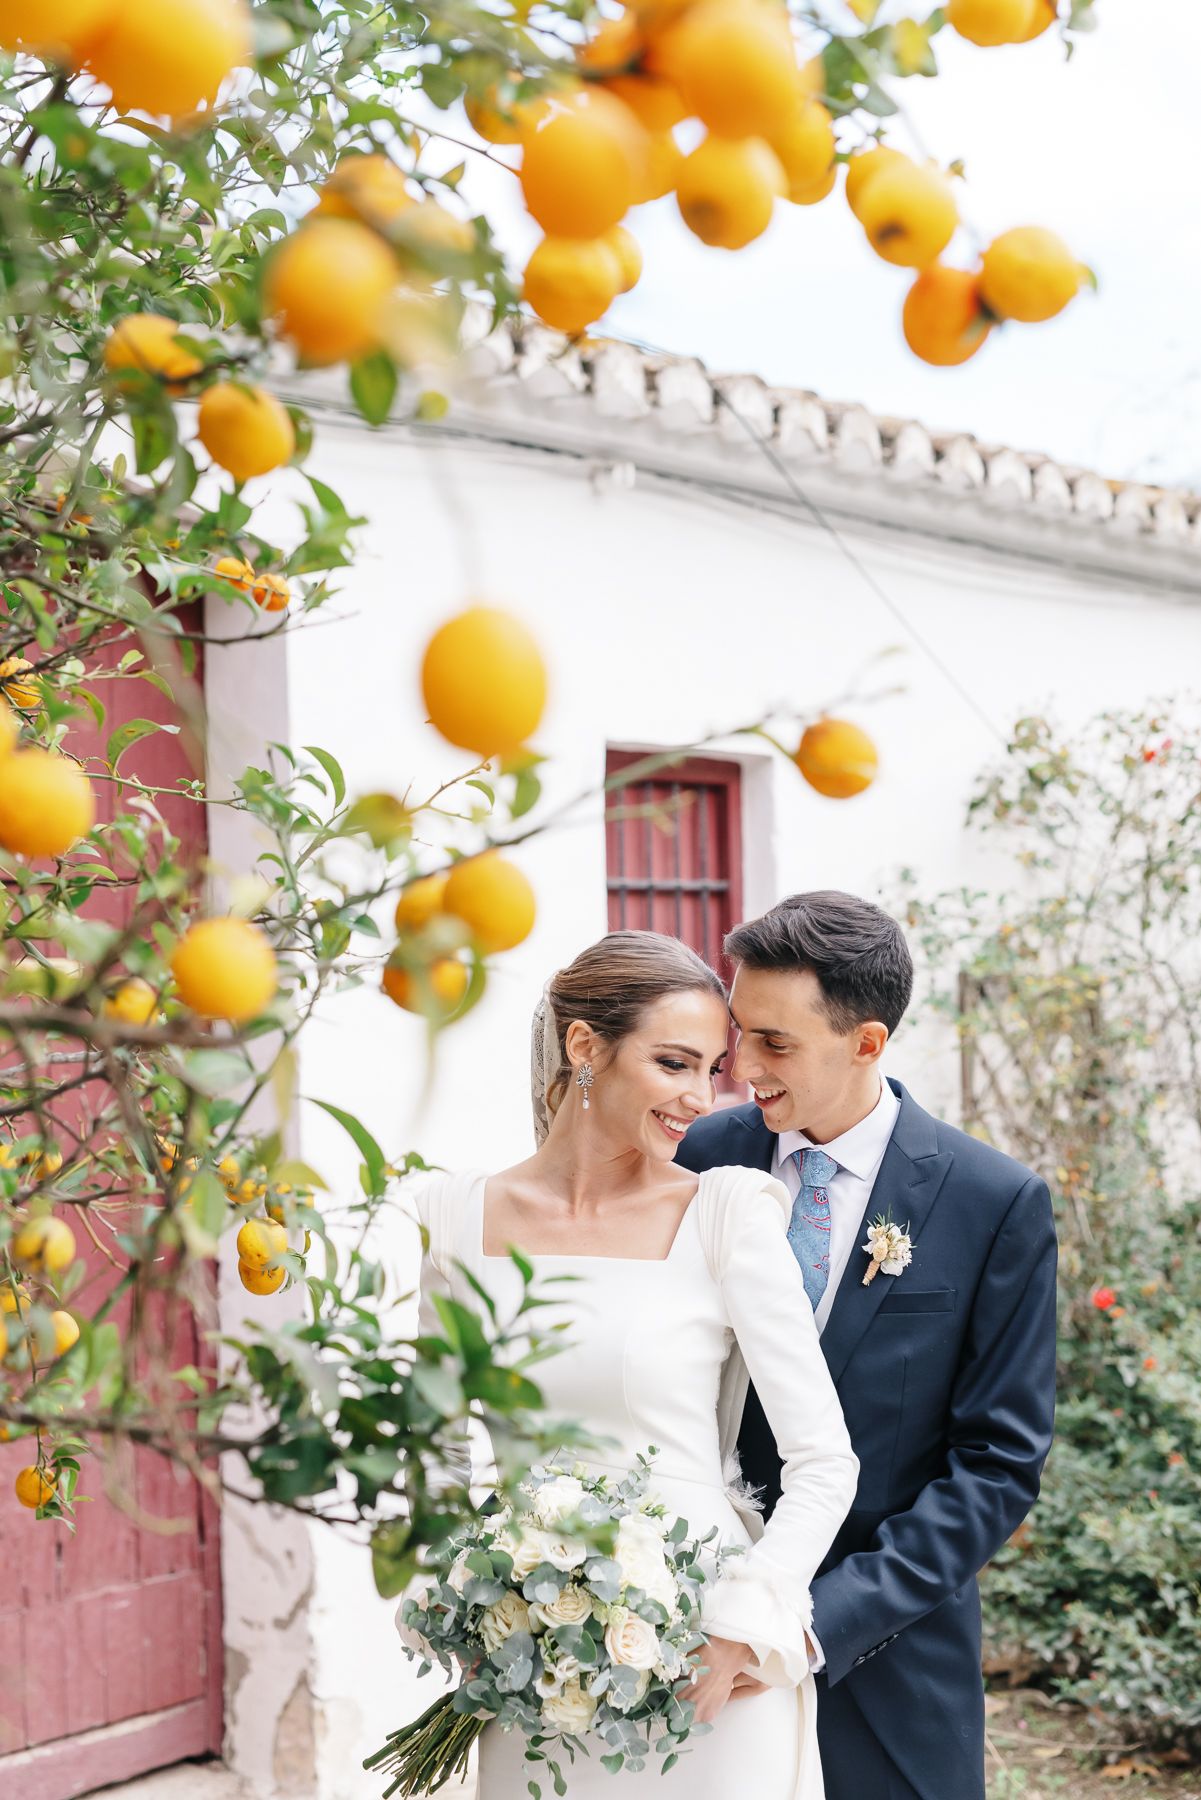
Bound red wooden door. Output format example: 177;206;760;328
0;615;223;1798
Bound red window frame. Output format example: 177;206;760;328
604;751;744;1094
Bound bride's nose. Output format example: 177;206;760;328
680;1073;714;1116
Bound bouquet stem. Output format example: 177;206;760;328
364;1693;488;1797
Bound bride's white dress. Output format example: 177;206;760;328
407;1165;858;1799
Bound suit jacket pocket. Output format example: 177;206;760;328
876;1287;956;1315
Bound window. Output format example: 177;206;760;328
605;751;744;1093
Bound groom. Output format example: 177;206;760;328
677;891;1057;1800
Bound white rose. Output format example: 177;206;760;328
445;1553;472;1595
533;1475;585;1526
541;1650;582;1687
479;1590;532;1653
529;1584;594;1631
542;1533;589;1572
604;1606;661;1671
541;1677;597;1736
510;1526;589;1580
614;1517;676;1610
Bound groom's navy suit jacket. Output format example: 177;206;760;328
677;1079;1057;1800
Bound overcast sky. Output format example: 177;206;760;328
455;1;1201;488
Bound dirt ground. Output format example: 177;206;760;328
986;1690;1200;1800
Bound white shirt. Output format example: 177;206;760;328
769;1077;900;1679
772;1076;901;1335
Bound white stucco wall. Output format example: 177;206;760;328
203;373;1201;1798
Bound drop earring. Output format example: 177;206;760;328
576;1063;594;1110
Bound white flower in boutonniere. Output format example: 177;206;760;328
861;1213;913;1286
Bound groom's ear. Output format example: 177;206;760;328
854;1020;889;1065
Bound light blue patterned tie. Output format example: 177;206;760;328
787;1148;839;1310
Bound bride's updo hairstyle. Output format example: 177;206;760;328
541;930;725;1125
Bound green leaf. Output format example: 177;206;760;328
303;744;346;808
511;766;542;820
308;1097;387;1195
412;1361;466;1417
349;352;398;427
105;716;177;773
187;1168;228;1239
371;1519;419;1598
179;1048;253;1096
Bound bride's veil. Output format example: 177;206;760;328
530;986;560;1147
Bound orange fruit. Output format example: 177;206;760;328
1017;0;1056;38
382;957;471;1018
978;226;1080;322
421;606;547;757
394;199;476;268
770;101;835;204
676;135;785;250
236;1216;287;1271
313;154;412;229
946;0;1036;44
903;266;992;365
51;1311;80;1358
443;853;536;954
238;1258;286;1295
603;69;685;133
630;0;694;32
582;22;687;144
650;1;801;138
0;655;39;709
578;12;642;74
27;1146;63;1182
845;144;907;221
634;128;685;202
83;0;251;119
794;719;879;799
212;554;255;593
602;224;643;293
0;0;114;57
197;382;296;483
0;748;95;857
856;160;958;268
465;79;554;145
0;701;18;758
787;163;836;206
102;976;161;1024
519;90;642;238
12;1214;76;1275
251;571;290;612
15;1465;56;1509
523;235;623;334
394;871;450;932
263;219;398;366
0;1285;30;1318
103;312;204;387
170;917;278;1022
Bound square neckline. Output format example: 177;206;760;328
477;1168;705;1265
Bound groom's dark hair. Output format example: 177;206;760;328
725;891;913;1038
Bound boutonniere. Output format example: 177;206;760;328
861;1213;913;1286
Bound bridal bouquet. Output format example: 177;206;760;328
364;1454;737;1797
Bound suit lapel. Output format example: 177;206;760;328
730;1104;775;1174
819;1081;954;1388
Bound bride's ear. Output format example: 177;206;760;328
564;1018;602;1070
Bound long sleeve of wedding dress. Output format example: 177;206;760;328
702;1173;860;1687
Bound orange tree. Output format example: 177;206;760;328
0;0;1093;1583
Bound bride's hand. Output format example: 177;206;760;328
680;1636;759;1723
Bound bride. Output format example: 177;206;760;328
405;930;858;1796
